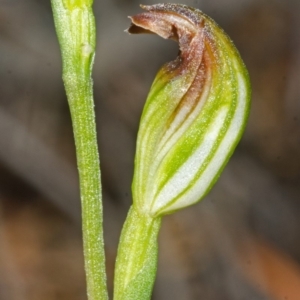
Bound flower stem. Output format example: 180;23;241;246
51;1;108;299
114;206;161;300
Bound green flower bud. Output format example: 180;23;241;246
129;4;251;217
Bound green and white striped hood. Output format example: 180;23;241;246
129;4;251;217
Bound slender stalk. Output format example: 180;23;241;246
114;206;161;300
51;1;108;299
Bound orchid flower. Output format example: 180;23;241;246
114;4;251;300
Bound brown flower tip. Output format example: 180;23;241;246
128;4;204;58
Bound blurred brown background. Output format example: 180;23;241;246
1;0;300;299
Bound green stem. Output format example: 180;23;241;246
51;1;108;299
114;206;161;300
